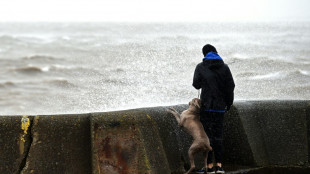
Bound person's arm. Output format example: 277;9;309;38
225;66;235;110
192;65;201;89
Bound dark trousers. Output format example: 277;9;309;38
200;111;225;164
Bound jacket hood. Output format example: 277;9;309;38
203;52;222;60
202;52;224;69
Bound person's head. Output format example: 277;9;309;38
202;44;217;56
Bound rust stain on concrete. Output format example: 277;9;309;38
93;117;150;174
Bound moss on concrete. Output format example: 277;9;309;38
0;116;33;173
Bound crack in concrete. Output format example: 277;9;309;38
18;117;33;174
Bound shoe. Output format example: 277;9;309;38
196;168;206;174
206;167;215;174
215;166;225;174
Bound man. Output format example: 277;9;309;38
193;44;235;174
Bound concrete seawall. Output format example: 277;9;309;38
1;100;310;174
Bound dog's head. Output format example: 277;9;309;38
189;98;201;111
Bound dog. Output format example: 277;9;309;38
168;98;212;174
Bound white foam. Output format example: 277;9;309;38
61;35;71;40
231;53;252;59
299;70;310;76
41;66;50;72
250;72;285;80
51;64;78;70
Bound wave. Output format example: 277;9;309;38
12;66;46;74
49;64;83;71
0;81;15;88
230;53;257;60
249;70;310;80
0;34;55;44
0;34;43;46
249;72;284;80
0;35;20;43
0;78;75;89
22;55;61;61
228;55;310;66
236;71;256;78
9;64;87;74
298;70;310;76
44;79;76;88
292;84;310;92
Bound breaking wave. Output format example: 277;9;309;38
22;55;61;61
12;66;45;74
249;70;310;80
0;81;15;88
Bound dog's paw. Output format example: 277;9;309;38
169;107;177;112
167;107;174;113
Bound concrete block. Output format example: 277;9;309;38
223;105;256;167
21;114;92;174
140;105;192;173
233;101;269;166
252;101;309;166
307;101;310;164
224;100;310;167
91;110;170;174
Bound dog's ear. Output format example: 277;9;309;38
193;98;201;109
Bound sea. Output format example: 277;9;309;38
0;22;309;115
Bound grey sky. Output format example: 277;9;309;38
0;0;309;22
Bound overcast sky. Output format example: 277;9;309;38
0;0;309;22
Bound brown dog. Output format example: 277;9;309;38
168;98;212;174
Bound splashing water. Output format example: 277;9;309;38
0;22;309;115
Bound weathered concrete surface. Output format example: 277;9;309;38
1;100;310;174
223;105;256;167
140;105;190;173
231;100;310;167
21;114;92;174
90;100;310;173
229;166;310;174
0;116;33;173
91;110;170;174
306;102;310;165
91;105;206;174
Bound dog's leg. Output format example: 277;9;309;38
185;143;198;174
167;107;182;126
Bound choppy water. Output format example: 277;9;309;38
0;22;309;115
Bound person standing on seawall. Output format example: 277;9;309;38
193;44;235;174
